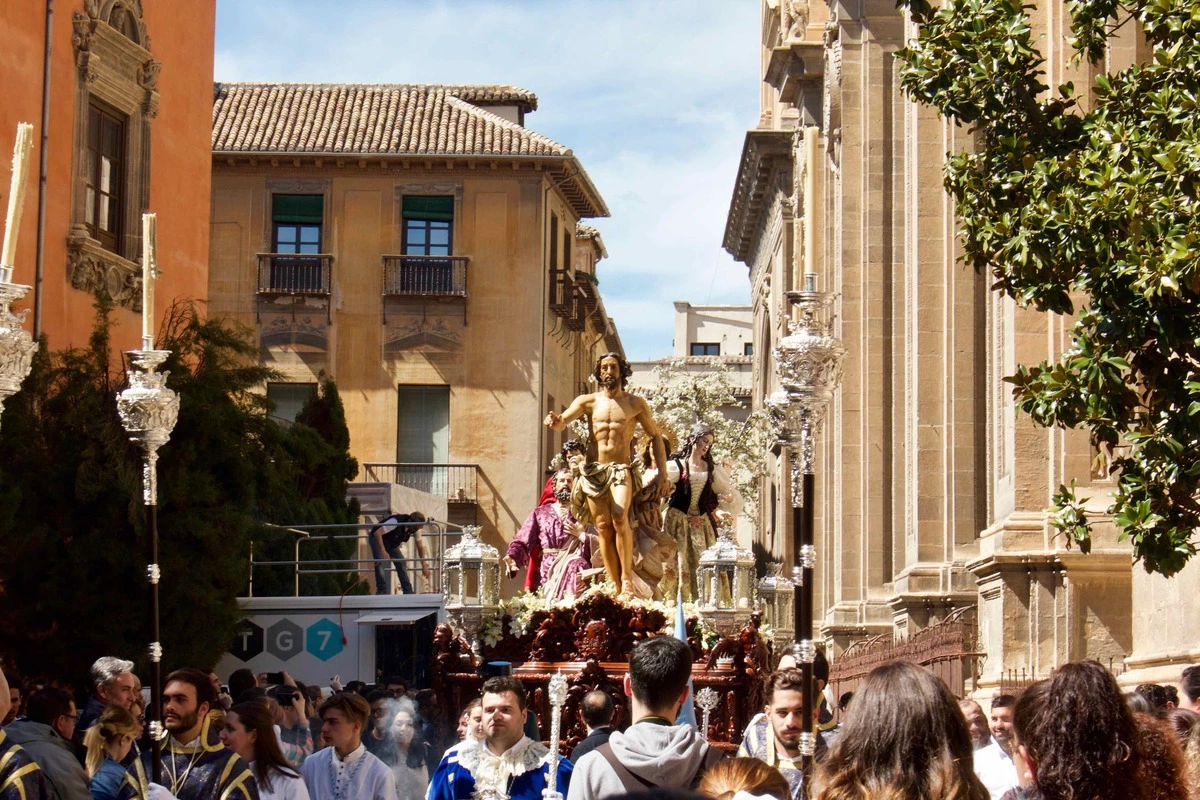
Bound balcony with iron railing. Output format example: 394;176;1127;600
361;463;479;503
382;255;469;298
257;253;333;296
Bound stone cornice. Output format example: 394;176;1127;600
723;130;793;265
212;154;608;219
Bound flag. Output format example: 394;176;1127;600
673;555;698;728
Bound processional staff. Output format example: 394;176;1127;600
543;671;568;800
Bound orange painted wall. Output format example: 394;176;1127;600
0;1;215;352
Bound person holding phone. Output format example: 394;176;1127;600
269;678;313;767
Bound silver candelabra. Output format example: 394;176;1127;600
0;282;36;425
116;346;179;784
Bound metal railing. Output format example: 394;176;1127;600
247;522;466;598
360;463;478;502
382;255;468;297
828;607;984;699
256;253;333;295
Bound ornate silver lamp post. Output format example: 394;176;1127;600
116;212;179;784
767;277;845;797
696;519;756;637
117;346;180;783
442;525;501;655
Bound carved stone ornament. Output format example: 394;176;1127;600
67;231;143;311
783;0;809;41
384;316;463;353
72;0;156;117
0;283;38;425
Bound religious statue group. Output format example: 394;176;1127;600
503;352;739;603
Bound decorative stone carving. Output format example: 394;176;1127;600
67;231;143;310
783;0;809;41
384;316;463;353
266;179;331;194
259;316;329;350
137;59;160;91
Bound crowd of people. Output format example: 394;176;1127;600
5;646;1200;800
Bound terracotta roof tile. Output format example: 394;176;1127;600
212;83;563;157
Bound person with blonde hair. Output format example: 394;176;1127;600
814;660;989;800
697;757;791;800
83;705;145;800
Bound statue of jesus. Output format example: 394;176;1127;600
544;351;670;597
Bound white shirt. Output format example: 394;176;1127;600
973;739;1018;800
250;761;311;800
301;744;398;800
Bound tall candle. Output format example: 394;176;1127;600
142;212;156;346
804;126;818;280
1;123;34;282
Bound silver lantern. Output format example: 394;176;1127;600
758;562;796;657
442;525;501;653
696;519;756;637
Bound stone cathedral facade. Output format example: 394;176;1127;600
725;0;1192;691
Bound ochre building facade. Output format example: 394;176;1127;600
725;0;1185;691
208;83;621;568
1;0;215;351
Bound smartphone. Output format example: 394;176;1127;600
265;671;285;684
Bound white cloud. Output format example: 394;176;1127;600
216;0;759;359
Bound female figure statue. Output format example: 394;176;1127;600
660;424;738;601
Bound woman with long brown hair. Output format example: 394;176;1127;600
814;660;989;800
1003;660;1183;800
219;700;309;800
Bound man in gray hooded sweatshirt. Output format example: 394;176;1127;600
567;637;723;799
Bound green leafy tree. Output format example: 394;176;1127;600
896;0;1200;575
0;300;359;683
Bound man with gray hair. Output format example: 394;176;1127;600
73;656;138;746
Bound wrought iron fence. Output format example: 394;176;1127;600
256;253;333;295
828;607;983;699
997;656;1128;696
382;255;468;297
361;462;478;503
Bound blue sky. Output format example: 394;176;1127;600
215;0;759;361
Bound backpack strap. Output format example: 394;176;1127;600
595;740;727;792
595;743;655;792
